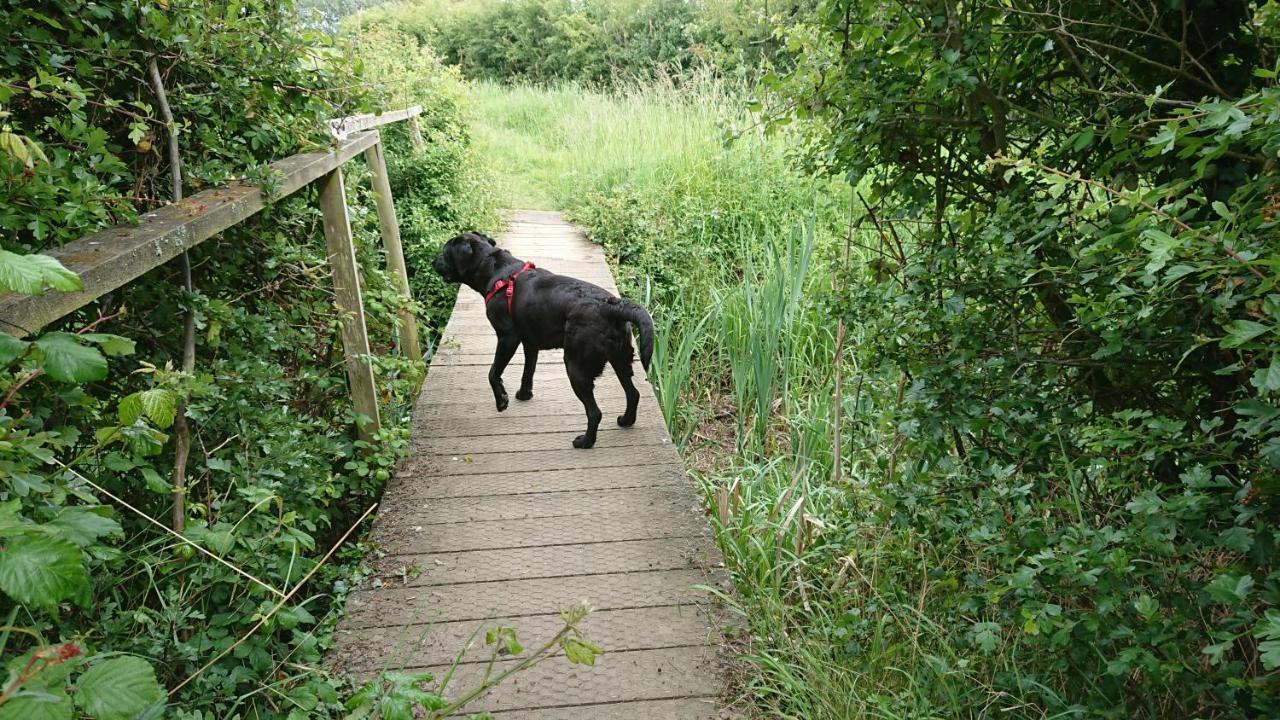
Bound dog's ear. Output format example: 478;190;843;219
481;234;496;247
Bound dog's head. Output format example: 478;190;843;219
432;232;497;284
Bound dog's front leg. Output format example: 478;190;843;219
516;344;538;401
489;336;519;412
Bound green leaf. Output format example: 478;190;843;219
139;389;177;429
34;333;108;383
1133;594;1159;620
561;636;603;666
73;656;165;720
969;621;1000;652
1204;572;1254;604
1211;200;1234;221
1202;638;1233;666
8;472;51;497
1222;320;1272;349
80;334;135;357
0;332;30;365
0;249;81;295
0;687;73;720
0;534;87;608
47;507;122;547
485;626;524;656
140;468;170;495
1254;610;1280;670
118;393;144;426
119;390;177;428
1217;526;1254;553
1251;363;1280;393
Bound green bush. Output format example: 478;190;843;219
345;0;807;85
750;1;1280;717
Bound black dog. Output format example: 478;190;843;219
432;232;654;449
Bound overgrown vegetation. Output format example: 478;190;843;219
9;0;1280;716
345;0;808;85
0;1;493;717
464;1;1280;717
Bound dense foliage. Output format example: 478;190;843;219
754;0;1280;716
345;0;806;85
0;1;491;716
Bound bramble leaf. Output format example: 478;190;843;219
0;249;81;295
80;333;135;357
73;656;165;720
34;333;107;383
47;507;122;547
0;332;29;365
0;534;86;608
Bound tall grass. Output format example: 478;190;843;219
468;78;1045;718
470;74;743;211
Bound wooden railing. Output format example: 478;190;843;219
0;106;427;440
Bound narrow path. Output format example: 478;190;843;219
333;211;737;718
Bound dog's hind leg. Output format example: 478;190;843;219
609;345;640;427
566;358;604;449
516;344;538;401
489;336;519;412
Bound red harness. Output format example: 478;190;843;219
483;262;536;315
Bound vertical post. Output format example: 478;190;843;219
407;115;424;150
318;166;381;440
363;139;422;364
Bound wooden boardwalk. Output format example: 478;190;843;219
332;211;736;718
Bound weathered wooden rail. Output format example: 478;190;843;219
0;106;426;439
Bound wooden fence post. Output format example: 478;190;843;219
318;166;381;440
363;139;422;364
407;116;424;149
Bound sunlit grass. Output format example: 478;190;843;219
469;75;750;210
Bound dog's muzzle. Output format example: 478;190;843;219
432;256;455;281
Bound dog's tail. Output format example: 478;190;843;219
604;298;655;371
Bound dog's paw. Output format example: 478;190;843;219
572;434;596;449
515;388;533;401
495;394;509;412
617;413;636;428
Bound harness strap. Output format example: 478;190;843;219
483;262;537;316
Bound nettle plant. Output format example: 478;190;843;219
1;251;169;718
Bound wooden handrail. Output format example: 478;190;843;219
2;106;428;441
329;106;423;138
0;130;381;337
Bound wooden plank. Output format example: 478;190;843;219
363;140;422;363
318;167;381;440
0;131;381;337
329;106;423;138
